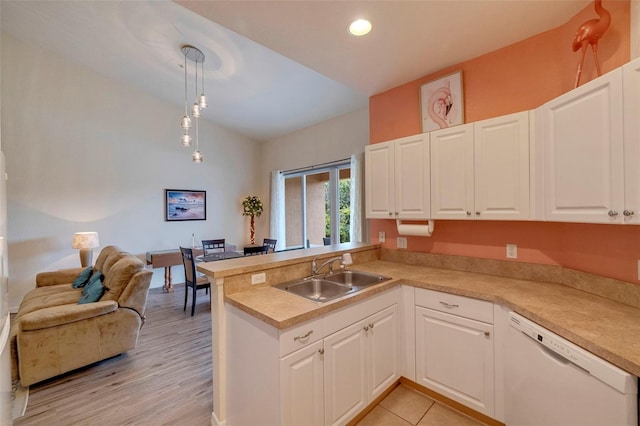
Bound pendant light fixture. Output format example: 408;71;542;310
180;45;207;162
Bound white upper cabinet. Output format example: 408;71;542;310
365;141;394;218
623;57;640;224
475;112;531;220
430;123;475;219
365;134;430;219
543;68;625;223
431;111;531;220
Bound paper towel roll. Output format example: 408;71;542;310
396;219;434;237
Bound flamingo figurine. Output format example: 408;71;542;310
572;0;611;88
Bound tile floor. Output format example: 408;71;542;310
356;384;487;426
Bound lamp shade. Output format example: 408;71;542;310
72;232;99;249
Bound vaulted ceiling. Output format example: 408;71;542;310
2;0;590;141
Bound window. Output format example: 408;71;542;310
283;161;351;250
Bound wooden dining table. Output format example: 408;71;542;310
196;251;244;262
146;245;238;292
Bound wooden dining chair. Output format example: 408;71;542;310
263;238;277;253
244;245;269;256
180;247;210;316
202;239;225;255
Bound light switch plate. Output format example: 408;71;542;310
379;232;385;243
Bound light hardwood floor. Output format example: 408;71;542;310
14;287;214;426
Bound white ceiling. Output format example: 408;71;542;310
1;0;590;141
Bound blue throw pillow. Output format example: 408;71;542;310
78;272;105;304
81;271;103;294
72;267;93;288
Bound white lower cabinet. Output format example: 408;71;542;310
324;304;399;425
415;289;495;417
280;340;325;426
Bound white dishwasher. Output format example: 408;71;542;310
505;312;637;426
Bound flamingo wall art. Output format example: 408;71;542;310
420;71;464;132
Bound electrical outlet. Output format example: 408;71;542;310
251;272;266;285
397;237;407;249
379;232;385;243
506;244;517;259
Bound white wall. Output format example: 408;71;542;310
261;107;369;173
1;33;261;310
258;107;369;241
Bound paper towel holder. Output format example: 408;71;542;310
396;219;435;237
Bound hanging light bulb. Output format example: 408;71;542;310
181;50;192;132
192;59;201;117
198;95;208;109
198;60;208;109
192;114;203;163
181;132;192;147
181;115;192;130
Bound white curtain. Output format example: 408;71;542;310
269;170;286;251
349;153;363;243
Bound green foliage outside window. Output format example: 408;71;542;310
325;180;351;243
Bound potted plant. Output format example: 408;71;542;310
242;195;263;245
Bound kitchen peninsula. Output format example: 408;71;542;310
197;243;640;426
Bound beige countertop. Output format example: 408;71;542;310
223;256;640;377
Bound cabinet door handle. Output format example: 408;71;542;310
294;330;313;341
624;210;635;217
318;348;324;355
608;210;619;217
369;323;375;329
475;211;480;216
484;331;490;337
439;301;459;309
466;211;472;216
363;325;369;331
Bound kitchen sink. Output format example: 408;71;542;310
323;270;392;287
273;270;392;303
274;278;357;302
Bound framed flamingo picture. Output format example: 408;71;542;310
420;71;464;132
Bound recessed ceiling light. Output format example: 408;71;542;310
349;19;372;36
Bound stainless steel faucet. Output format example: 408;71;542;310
311;253;353;275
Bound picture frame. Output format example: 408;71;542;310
165;189;207;221
420;70;464;132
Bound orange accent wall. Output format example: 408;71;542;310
369;1;638;284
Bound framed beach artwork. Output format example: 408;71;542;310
420;71;464;132
165;189;207;221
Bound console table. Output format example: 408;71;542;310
146;245;236;292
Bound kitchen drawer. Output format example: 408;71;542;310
279;317;323;357
415;288;493;324
323;286;399;336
